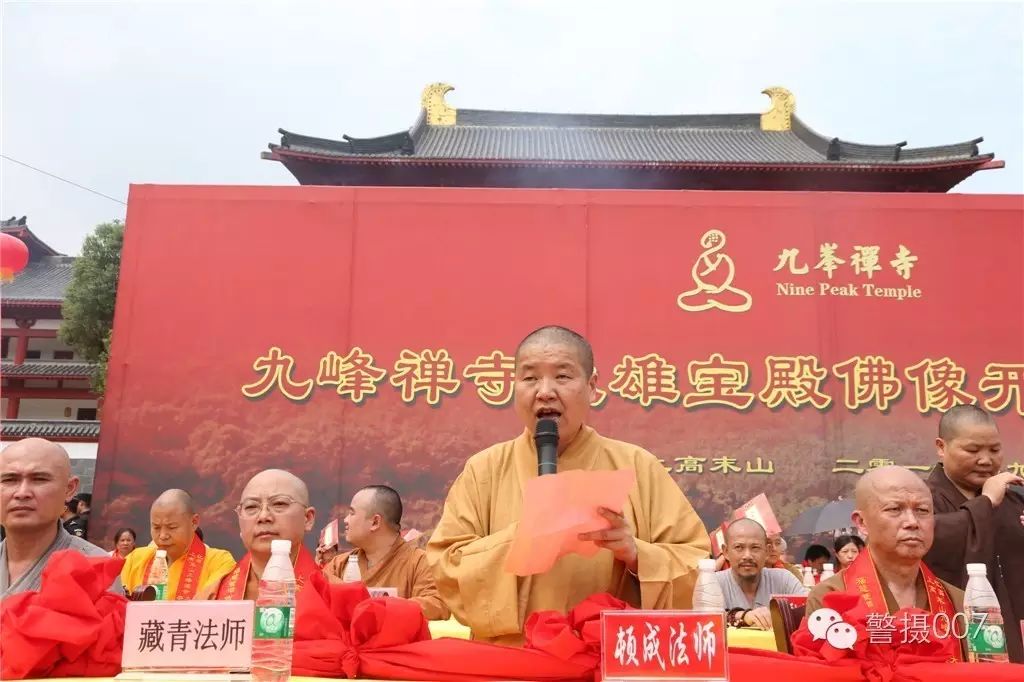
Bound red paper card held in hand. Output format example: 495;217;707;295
505;468;636;576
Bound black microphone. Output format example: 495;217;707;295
535;418;559;476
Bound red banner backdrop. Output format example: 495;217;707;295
91;186;1023;554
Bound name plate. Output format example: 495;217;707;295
368;587;399;598
122;601;254;672
601;610;728;681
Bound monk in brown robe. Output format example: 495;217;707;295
324;485;449;620
197;469;319;600
924;405;1023;663
427;326;711;646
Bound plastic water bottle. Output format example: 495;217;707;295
149;550;169;600
802;566;816;588
252;540;296;682
691;558;726;612
963;563;1009;663
820;563;835;581
342;553;362;583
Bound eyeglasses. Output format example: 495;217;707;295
235;495;304;518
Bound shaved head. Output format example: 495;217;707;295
237;469;314;559
938;404;996;441
150;488;200;561
852;465;934;563
151;488;195;515
855;465;930;508
1;438;78;534
241;469;309;505
723;517;769;580
515;325;594;377
1;438;72;477
724;517;767;544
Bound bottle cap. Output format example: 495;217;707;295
823;564;834;571
155;549;167;558
698;558;717;572
270;539;292;554
966;562;987;576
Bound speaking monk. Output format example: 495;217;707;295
121;489;236;599
427;326;711;646
807;466;964;653
924;405;1023;663
199;469;320;600
324;485;449;620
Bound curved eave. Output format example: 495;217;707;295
0;226;63;257
264;147;1000;174
0;299;64;308
1;371;94;381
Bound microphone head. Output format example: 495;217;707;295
534;418;559;445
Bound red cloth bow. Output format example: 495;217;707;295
293;572;596;680
523;592;629;676
0;550;127;680
291;572;432;676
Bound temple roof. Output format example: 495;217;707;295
0;419;100;441
0;255;76;304
1;361;96;379
264;85;999;178
1;217;74;306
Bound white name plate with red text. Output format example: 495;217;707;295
122;601;254;672
601;610;728;681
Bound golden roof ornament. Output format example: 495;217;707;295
421;82;456;126
760;86;795;132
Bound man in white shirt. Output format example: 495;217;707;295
714;518;806;629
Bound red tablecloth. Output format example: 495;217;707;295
5;553;1020;681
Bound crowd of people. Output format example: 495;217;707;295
0;326;1021;665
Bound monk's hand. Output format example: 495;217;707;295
578;507;638;573
743;606;772;630
981;472;1024;507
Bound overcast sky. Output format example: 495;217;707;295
2;0;1022;255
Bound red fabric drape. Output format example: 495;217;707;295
5;554;1021;681
0;550;126;680
292;571;593;680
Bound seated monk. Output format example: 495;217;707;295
198;469;319;600
427;326;710;646
1;438;120;596
324;485;449;620
807;466;964;656
121;489;235;599
767;534;803;580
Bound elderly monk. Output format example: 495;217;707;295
121;489;235;599
716;519;806;630
767;534;803;579
807;467;964;633
199;469;319;600
427;326;710;646
924;405;1023;663
325;485;449;620
0;438;119;596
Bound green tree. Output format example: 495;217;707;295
60;220;124;394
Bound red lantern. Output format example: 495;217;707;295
0;232;30;282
